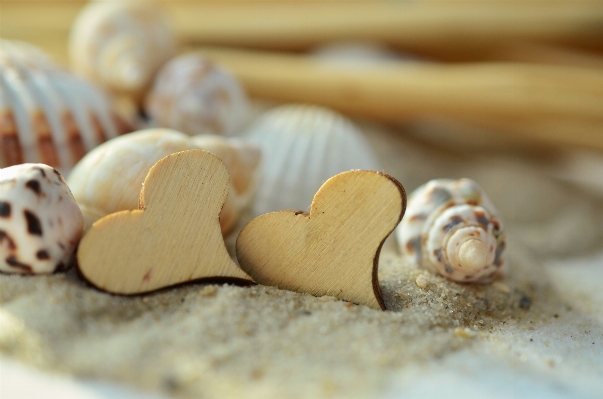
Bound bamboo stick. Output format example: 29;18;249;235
476;41;603;69
1;1;602;59
195;46;603;150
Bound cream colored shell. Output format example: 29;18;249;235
66;129;260;234
396;178;505;283
0;163;83;274
243;104;381;216
69;1;176;100
0;39;130;172
145;54;249;136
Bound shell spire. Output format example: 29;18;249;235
396;178;505;283
69;1;176;101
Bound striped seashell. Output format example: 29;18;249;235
145;53;249;136
242;104;381;216
396;178;505;283
67;128;260;235
0;39;131;172
69;0;176;101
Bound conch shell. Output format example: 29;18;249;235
66;129;260;235
69;1;176;101
0;39;131;172
396;178;505;283
145;54;249;136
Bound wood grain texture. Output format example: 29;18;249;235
196;46;603;151
77;150;252;295
236;170;406;310
2;1;602;64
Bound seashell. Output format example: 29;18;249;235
145;54;249;136
0;39;131;172
0;163;83;274
396;178;505;283
69;1;176;101
243;104;381;216
67;128;260;234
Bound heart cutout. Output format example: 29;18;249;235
236;170;406;310
77;150;252;294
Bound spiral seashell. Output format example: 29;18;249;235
69;1;176;100
145;54;249;136
0;39;131;172
67;128;260;235
396;178;505;283
242;104;381;215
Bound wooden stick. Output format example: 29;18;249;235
1;1;602;59
195;46;603;150
478;41;603;69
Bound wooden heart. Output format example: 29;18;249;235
77;150;252;294
236;170;406;310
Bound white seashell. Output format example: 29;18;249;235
243;104;381;215
69;1;176;100
0;39;131;173
396;178;505;283
145;54;249;136
67;128;260;234
0;164;83;274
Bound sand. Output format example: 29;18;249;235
2;114;603;398
4;232;601;399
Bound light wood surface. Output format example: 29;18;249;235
77;150;252;295
1;1;602;64
236;170;406;310
196;46;603;151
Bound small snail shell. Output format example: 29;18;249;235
0;164;83;274
243;104;381;215
396;178;505;283
67;129;260;234
145;54;249;136
0;39;131;172
69;1;176;100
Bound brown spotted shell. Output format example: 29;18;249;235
145;54;249;136
0;163;83;274
0;39;131;173
396;178;505;283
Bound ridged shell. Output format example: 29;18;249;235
69;1;176;100
396;178;505;283
0;39;131;172
243;104;381;215
145;54;249;136
66;129;260;234
0;163;83;274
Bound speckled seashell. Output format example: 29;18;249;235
396;178;505;283
0;39;131;173
145;54;248;136
67;128;260;234
243;104;381;215
69;1;176;100
0;164;83;274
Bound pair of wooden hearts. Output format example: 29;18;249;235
78;150;406;310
